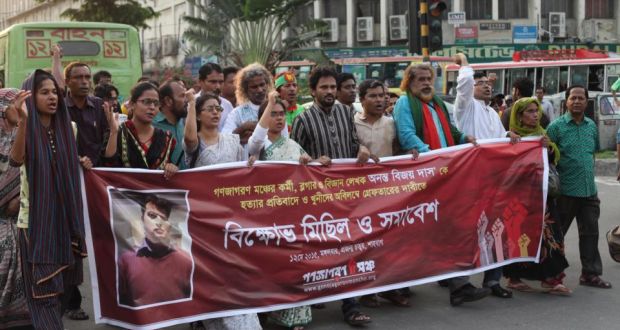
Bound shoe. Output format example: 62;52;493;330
507;279;537;293
344;311;371;326
487;284;513;298
606;226;620;262
449;284;491;306
579;274;612;289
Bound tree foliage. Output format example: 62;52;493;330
183;0;327;71
36;0;159;30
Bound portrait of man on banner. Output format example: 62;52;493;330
109;189;194;308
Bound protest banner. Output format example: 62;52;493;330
83;139;547;329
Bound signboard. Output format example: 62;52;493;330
513;25;538;44
480;22;512;31
478;22;512;44
448;12;466;25
455;26;478;45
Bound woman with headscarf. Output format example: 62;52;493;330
0;88;31;328
9;70;90;328
503;97;570;295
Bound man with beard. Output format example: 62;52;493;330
197;63;234;131
222;66;239;107
336;72;357;108
153;78;188;169
393;63;488;306
454;53;519;299
223;63;285;151
275;71;304;133
118;194;192;307
291;66;374;326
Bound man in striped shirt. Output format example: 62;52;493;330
291;66;374;326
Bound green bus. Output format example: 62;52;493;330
0;21;142;100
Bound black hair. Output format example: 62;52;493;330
195;93;221;130
93;70;112;85
565;84;589;100
34;71;57;93
198;62;223;81
257;98;287;120
142;194;173;218
64;62;90;80
94;83;119;99
473;72;486;80
337;72;356;90
536;86;545;93
512;77;534;97
137;76;151;83
223;66;240;79
159;78;183;104
308;66;338;90
358;79;385;99
129;82;159;103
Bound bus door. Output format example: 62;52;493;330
596;93;620;150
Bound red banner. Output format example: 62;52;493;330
83;140;547;329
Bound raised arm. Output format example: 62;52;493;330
9;91;31;166
51;44;65;93
103;102;120;158
454;53;475;123
183;90;198;152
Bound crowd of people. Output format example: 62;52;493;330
0;47;619;330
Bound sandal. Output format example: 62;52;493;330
359;294;380;308
344;311;371;326
65;308;89;320
579;274;612;289
488;284;513;298
378;291;410;307
506;280;536;293
544;283;572;296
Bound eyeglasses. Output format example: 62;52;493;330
474;81;491;87
137;98;160;107
204;105;224;113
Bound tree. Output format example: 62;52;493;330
183;0;327;71
36;0;159;30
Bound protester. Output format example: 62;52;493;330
118;194;192;307
502;97;571;295
501;77;549;129
223;63;279;151
93;70;112;86
94;83;120;113
547;85;612;289
222;66;240;107
197;63;235;131
274;71;304;133
336;72;357;108
183;91;261;330
102;82;178;179
0;88;30;329
291;66;373;326
247;91;330;330
153;78;187;169
10;70;89;329
385;91;399;117
535;86;556;127
392;63;487;306
453;53;519;298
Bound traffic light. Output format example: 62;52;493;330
428;0;447;52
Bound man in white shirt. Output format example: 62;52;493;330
536;86;556;127
196;62;234;131
454;53;519;299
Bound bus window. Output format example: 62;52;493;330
343;64;366;82
367;63;383;80
559;66;568;92
535;68;542;90
58;41;100;56
446;70;457;96
526;68;535;86
607;75;618;93
392;62;408;88
543;67;559;94
587;65;604;91
488;69;503;95
571;66;588;87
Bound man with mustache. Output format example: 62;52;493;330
393;63;487;306
197;63;234;131
118;194;192;307
291;66;374;326
153;78;188;169
275;71;304;133
223;63;286;152
453;53;519;299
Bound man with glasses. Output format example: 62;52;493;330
154;78;188;169
118;194;192;307
454;53;519;300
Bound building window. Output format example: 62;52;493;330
391;0;408;15
357;0;381;22
324;0;346;23
498;0;528;19
586;0;614;18
464;0;492;20
541;0;575;19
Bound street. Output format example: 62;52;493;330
66;178;620;330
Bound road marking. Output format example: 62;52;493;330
595;177;619;186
